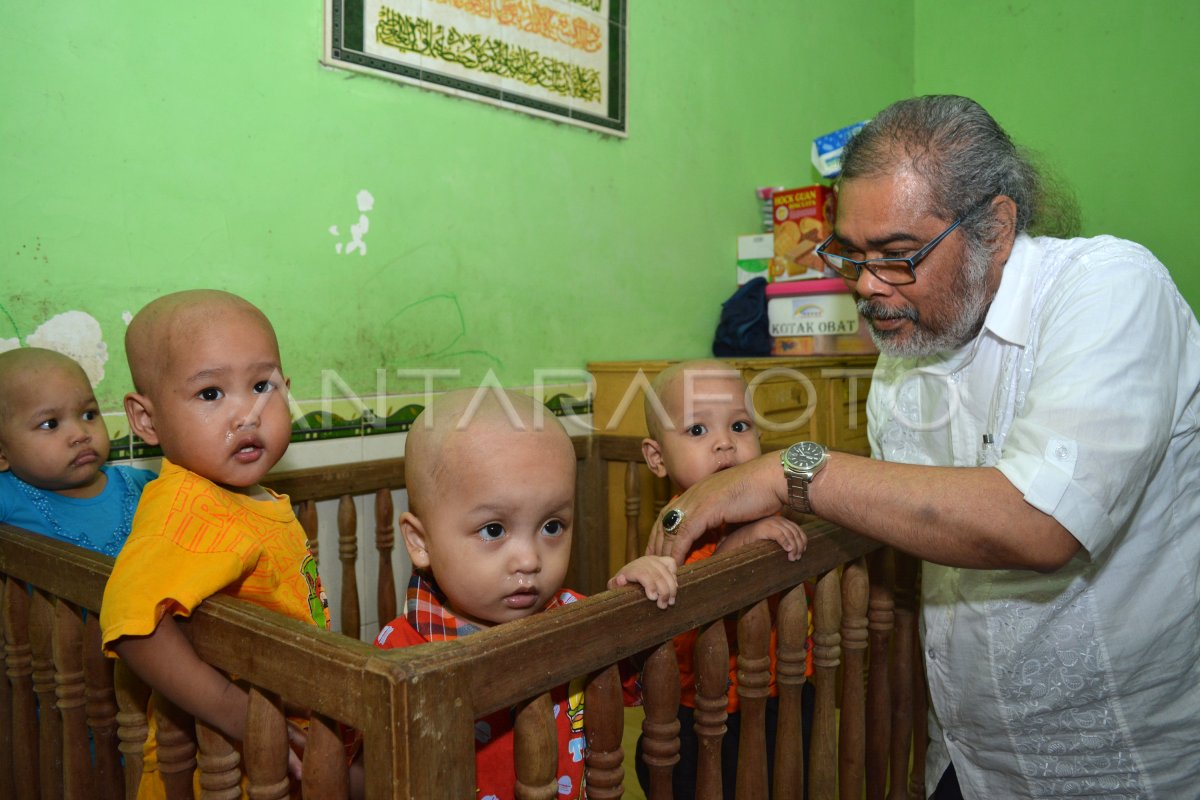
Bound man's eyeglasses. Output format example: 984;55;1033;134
816;214;967;287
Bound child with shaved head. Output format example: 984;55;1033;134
374;388;678;799
100;290;330;792
638;359;811;799
0;347;155;554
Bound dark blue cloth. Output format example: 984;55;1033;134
713;277;771;357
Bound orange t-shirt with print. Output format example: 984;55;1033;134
100;457;330;799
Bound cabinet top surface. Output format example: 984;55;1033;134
587;355;878;373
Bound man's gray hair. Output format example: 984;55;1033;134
840;95;1079;243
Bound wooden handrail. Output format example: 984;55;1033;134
0;430;926;799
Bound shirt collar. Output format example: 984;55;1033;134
981;233;1039;347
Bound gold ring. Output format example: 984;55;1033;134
663;507;685;534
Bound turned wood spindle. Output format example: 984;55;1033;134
338;494;360;637
83;614;123;800
693;619;729;800
0;578;15;800
114;661;151;800
374;489;397;627
651;474;670;526
303;712;349;800
623;462;641;565
887;552;919;800
909;578;929;800
641;640;681;800
244;687;290;800
514;692;559;800
4;577;38;800
31;588;63;800
53;599;90;800
774;582;810;800
297;499;319;562
839;558;869;800
735;600;771;800
154;693;198;800
196;719;242;800
810;569;842;800
865;548;895;800
584;664;625;800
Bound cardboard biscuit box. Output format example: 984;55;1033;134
771;185;836;282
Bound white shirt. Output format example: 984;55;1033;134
867;234;1200;799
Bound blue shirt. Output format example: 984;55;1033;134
0;465;157;555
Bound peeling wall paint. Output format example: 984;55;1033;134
21;311;109;385
331;190;375;256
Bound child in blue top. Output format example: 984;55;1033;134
0;347;155;555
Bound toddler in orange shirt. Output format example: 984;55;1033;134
638;359;813;798
101;290;330;796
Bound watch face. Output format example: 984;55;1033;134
785;441;826;470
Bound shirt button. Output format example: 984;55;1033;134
927;648;936;661
1056;444;1070;460
945;731;956;743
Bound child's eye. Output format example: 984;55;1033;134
686;424;707;437
542;520;566;537
478;523;505;541
731;420;752;433
37;418;58;430
83;410;100;422
253;380;275;394
198;387;223;401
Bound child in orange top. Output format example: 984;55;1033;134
101;290;330;796
638;359;812;798
375;388;678;800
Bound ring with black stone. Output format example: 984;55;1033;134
663;507;685;535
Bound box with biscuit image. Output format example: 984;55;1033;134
737;233;774;285
771;184;836;282
766;278;877;356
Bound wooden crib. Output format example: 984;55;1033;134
0;433;928;799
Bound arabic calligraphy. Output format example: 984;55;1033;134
377;7;602;102
428;0;602;54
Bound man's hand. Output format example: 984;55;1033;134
646;451;789;564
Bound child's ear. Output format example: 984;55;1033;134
124;393;160;446
399;511;432;570
0;443;11;473
642;437;669;479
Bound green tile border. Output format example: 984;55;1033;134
109;393;592;462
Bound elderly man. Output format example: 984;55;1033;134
651;95;1200;798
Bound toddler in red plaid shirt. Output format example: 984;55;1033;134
375;388;676;799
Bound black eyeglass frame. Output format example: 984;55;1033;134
816;214;968;286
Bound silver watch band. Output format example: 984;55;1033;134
787;476;813;514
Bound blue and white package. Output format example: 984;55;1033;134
812;120;869;179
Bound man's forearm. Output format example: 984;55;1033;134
810;451;1080;571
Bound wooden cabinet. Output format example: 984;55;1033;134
588;356;877;574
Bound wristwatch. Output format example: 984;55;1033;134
781;441;829;514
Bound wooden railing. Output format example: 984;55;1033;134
0;433;927;799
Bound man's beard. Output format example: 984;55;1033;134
857;243;995;359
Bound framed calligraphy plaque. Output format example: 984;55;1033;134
324;0;627;136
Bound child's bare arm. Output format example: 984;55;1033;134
715;516;807;561
113;615;250;738
607;555;678;609
114;615;304;779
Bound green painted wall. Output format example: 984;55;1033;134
14;2;1189;414
914;0;1199;309
0;1;912;409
